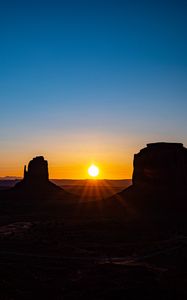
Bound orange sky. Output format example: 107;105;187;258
1;131;185;179
0;154;133;179
0;132;136;179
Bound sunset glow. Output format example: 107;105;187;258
0;1;186;180
88;164;99;178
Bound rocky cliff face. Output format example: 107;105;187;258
132;143;187;189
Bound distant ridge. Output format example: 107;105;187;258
0;176;22;180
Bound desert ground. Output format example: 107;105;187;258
0;179;187;299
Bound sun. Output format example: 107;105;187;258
88;164;99;177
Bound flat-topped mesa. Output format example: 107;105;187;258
132;142;187;189
24;156;49;184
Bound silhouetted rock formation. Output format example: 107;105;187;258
132;142;187;190
24;156;49;185
15;156;61;193
116;143;187;220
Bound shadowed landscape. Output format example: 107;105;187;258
0;178;132;200
1;143;187;299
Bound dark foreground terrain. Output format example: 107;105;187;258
0;181;187;299
0;179;132;200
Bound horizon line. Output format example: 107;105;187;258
0;177;132;181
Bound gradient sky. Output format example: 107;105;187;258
0;0;187;179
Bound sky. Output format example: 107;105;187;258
0;0;187;179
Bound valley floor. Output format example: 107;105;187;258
0;211;187;299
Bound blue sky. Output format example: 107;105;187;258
0;0;187;178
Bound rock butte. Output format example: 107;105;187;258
132;142;187;190
24;156;49;184
15;156;60;192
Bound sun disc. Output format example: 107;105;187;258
88;164;99;177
